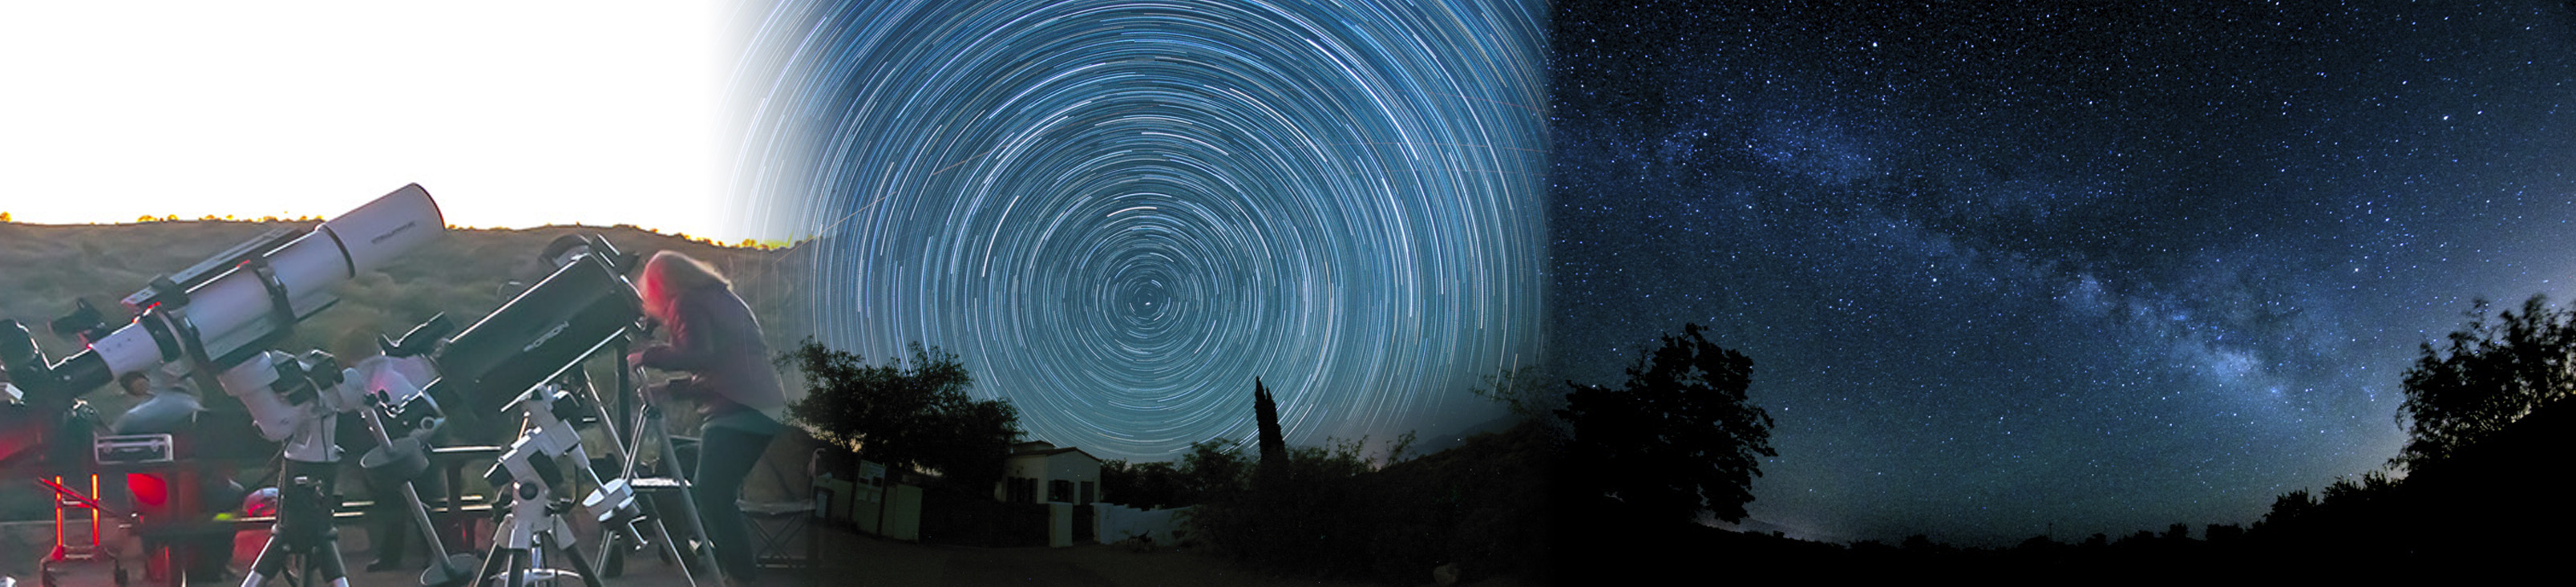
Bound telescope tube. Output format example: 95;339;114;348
0;184;446;399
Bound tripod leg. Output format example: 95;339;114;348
503;549;524;587
619;400;654;487
603;389;666;577
582;388;649;580
649;415;725;585
591;507;685;584
575;378;633;473
310;540;351;587
647;507;696;587
354;401;475;585
394;477;455;559
241;534;289;587
593;534;624;580
556;539;606;587
470;540;507;587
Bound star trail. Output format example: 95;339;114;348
728;0;1547;460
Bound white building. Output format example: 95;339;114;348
994;440;1103;505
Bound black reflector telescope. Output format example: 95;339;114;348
423;250;641;411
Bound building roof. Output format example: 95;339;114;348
1005;440;1103;463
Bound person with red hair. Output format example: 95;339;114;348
628;250;783;586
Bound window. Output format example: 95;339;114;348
1005;477;1038;504
1049;480;1073;503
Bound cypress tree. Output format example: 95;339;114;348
1254;377;1286;472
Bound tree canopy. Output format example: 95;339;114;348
1098;459;1187;510
780;338;1022;489
1470;366;1565;422
2396;295;2576;471
1557;322;1775;525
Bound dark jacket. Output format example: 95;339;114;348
637;284;786;421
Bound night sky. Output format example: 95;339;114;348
1553;0;2576;544
730;0;1547;461
726;0;2576;549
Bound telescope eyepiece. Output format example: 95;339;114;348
47;299;113;345
0;321;113;399
0;320;40;369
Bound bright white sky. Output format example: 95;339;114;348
0;2;759;242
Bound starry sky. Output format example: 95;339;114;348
1553;0;2576;545
730;0;1547;461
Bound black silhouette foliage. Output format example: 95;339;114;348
1098;459;1187;510
1252;377;1286;472
1558;322;1776;524
2396;295;2576;471
781;338;1022;490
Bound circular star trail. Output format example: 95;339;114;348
726;0;1547;459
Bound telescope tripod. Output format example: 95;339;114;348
471;363;714;587
351;391;479;587
470;479;606;587
240;476;349;587
595;384;724;587
575;339;720;587
467;384;616;587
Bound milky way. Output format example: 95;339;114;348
727;0;1547;459
1555;1;2576;544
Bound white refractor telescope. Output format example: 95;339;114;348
1;184;445;410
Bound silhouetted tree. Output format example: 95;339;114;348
1099;459;1187;509
2260;488;2316;528
1179;435;1387;578
2321;470;2397;506
1178;438;1252;505
1253;377;1286;472
781;338;1022;490
1472;366;1565;422
1558;323;1776;524
2396;295;2576;471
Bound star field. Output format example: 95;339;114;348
731;0;1547;460
1554;1;2576;544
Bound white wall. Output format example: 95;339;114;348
1045;452;1101;486
1093;504;1191;545
997;450;1104;503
